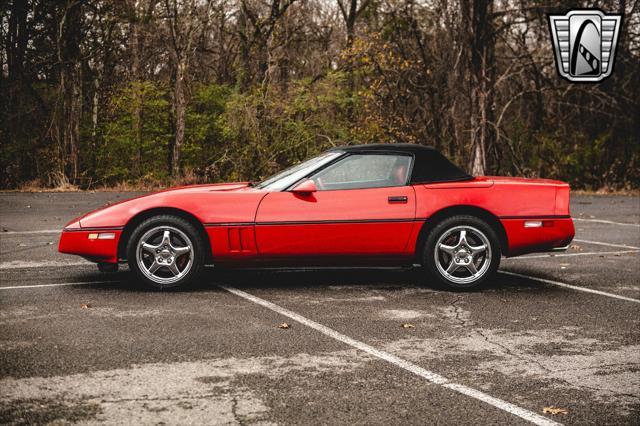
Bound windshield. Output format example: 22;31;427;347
255;151;343;191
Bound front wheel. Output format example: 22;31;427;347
127;215;205;290
423;215;501;291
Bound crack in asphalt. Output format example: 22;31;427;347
475;329;553;374
552;362;640;374
575;383;639;400
450;295;470;327
231;396;247;426
100;393;222;404
449;295;553;374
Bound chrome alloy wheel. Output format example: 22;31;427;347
136;226;193;285
434;225;491;285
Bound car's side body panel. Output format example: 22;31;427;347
206;225;259;260
253;186;417;258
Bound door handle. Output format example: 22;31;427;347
388;196;408;204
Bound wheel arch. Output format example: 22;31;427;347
117;207;212;264
415;205;508;262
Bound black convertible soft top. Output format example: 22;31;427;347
329;143;472;184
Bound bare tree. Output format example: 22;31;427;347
336;0;369;48
57;0;85;181
125;0;157;175
238;0;296;91
161;0;214;177
461;0;495;176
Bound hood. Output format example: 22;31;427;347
64;182;262;230
89;182;252;212
163;182;251;192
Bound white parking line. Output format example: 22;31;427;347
507;250;639;260
0;260;91;270
0;280;112;290
573;239;640;250
1;229;60;235
220;285;560;426
500;271;640;304
573;218;640;227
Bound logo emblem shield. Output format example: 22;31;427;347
548;10;622;82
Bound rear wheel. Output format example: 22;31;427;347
126;215;205;290
423;215;501;291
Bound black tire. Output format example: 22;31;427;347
126;215;205;290
423;215;501;291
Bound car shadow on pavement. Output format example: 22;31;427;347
211;267;547;293
76;266;546;295
80;267;420;293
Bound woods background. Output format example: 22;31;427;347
1;0;638;190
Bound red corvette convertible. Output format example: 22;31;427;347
59;144;574;290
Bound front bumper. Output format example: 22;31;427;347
58;229;122;263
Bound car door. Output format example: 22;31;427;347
254;153;416;258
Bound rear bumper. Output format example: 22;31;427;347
58;229;122;263
501;217;575;257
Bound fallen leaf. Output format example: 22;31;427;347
570;244;581;251
543;406;568;415
401;323;415;328
80;303;92;309
276;322;290;329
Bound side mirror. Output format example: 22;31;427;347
292;179;317;194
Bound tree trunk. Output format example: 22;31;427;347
69;61;82;179
91;77;100;174
238;7;252;91
58;1;83;181
128;0;143;176
344;0;357;118
171;60;186;177
464;0;494;177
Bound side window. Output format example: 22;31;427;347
311;154;412;190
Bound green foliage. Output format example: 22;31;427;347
89;74;365;186
98;81;172;183
501;121;640;191
212;72;358;183
183;83;231;166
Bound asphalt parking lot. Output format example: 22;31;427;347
0;192;638;425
